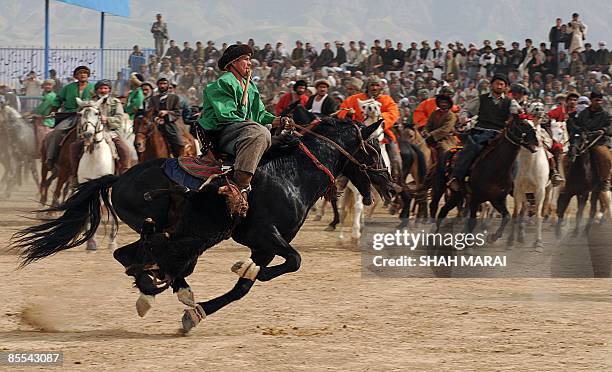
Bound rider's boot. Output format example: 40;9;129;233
551;151;565;186
223;170;252;217
45;158;58;176
233;169;252;203
549;156;564;186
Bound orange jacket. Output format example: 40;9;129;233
338;93;400;142
413;97;460;128
275;92;308;116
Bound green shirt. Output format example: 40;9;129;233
125;88;144;119
33;91;57;127
52;81;95;113
198;72;275;131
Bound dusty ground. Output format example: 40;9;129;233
1;182;611;371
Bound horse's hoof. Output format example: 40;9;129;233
86;239;97;251
534;241;544;253
312;215;322;221
181;304;205;332
177;287;195;307
324;225;336;232
136;293;154;317
108;242;118;251
231;258;260;281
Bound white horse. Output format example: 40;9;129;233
337;98;387;241
508;103;550;250
75;98;118;250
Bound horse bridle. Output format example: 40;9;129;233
503;117;536;150
134;112;159;141
78;106;104;145
297;120;388;176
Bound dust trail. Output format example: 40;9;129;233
19;304;62;332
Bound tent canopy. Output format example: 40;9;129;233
55;0;130;17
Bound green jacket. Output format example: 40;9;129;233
33;91;57;127
198;72;275;131
125;88;144;119
52;81;95;113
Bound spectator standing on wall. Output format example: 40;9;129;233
150;13;168;57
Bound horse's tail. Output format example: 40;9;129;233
12;174;119;267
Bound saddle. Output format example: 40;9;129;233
59;127;77;147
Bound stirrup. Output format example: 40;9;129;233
218;182;250;217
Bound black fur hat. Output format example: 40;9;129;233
218;44;254;71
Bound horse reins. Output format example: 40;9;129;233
297;121;386;174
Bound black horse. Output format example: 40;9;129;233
13;116;392;332
434;115;539;241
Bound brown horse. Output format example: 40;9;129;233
435;116;539;242
555;131;600;237
391;125;433;227
133;111;197;162
40;129;75;207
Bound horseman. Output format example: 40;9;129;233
337;76;401;179
568;92;611;192
448;73;512;191
197;44;286;212
45;65;95;171
30;79;57;155
149;77;186;157
422;94;458;157
304;79;338;117
69;79;131;186
125;73;145;120
275;79;308;115
412;86;460;128
546;93;579;185
31;79;57;128
508;83;529;115
140;82;154;111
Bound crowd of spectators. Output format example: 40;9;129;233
9;12;612;124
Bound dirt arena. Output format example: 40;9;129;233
1;182;611;371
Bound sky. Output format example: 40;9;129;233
0;0;610;49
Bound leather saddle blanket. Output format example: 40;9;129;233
162;155;225;190
177;155;224;179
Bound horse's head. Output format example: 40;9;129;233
333;118;393;205
357;98;382;124
133;110;154;153
281;100;317;126
76;97;103;146
507;114;539;153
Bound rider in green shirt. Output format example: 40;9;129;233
32;79;57;127
125;73;145;120
45;65;95;169
198;44;283;214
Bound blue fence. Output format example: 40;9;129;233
0;47;156;87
